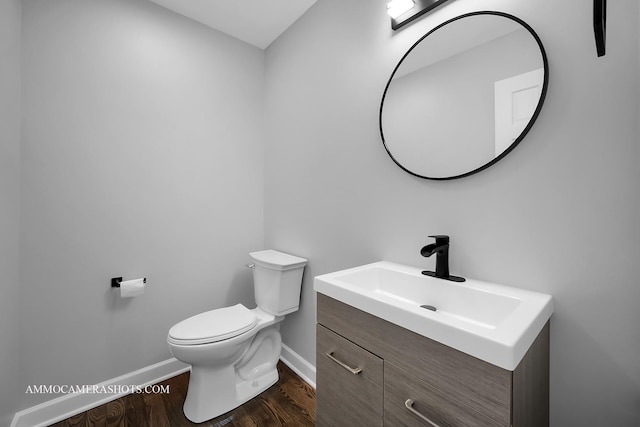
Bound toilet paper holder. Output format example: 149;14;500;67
111;277;147;288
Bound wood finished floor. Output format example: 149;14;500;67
49;362;315;427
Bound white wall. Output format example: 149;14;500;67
265;0;640;425
20;0;264;409
0;0;22;424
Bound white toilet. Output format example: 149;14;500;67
167;250;307;423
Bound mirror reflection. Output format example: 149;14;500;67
380;12;548;180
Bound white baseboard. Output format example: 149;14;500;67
279;343;316;389
10;358;190;427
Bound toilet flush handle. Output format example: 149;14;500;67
245;263;255;269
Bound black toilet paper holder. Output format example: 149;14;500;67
111;277;147;288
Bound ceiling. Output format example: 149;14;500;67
148;0;317;49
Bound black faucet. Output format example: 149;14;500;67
420;235;465;282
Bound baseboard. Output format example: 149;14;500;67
10;358;190;427
279;343;316;389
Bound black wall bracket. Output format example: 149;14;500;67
111;277;146;288
594;0;606;57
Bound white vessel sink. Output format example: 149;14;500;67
314;261;553;371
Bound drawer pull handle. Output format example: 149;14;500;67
404;399;442;427
325;351;362;375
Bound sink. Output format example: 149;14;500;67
314;261;553;371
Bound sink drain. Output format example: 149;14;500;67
420;304;437;312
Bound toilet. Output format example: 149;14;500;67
167;250;307;423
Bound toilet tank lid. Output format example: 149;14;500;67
249;250;307;271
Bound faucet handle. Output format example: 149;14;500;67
428;235;450;244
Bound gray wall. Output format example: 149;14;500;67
264;0;640;425
20;0;264;409
0;0;22;424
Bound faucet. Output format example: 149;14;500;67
420;235;465;282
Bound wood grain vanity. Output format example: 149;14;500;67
316;294;550;427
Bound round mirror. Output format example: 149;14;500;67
380;11;548;180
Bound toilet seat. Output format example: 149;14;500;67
168;304;257;345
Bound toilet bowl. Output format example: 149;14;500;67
167;250;307;423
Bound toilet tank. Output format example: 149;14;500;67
249;250;307;316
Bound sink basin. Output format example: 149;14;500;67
314;261;553;371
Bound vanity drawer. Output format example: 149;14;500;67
316;324;383;427
384;362;509;427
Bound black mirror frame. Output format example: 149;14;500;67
379;11;549;181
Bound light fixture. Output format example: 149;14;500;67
386;0;414;20
388;0;451;30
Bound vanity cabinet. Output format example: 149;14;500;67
316;294;549;427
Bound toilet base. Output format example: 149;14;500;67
181;324;283;423
183;363;278;423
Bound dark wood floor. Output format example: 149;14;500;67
50;362;315;426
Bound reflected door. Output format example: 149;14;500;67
494;68;544;156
